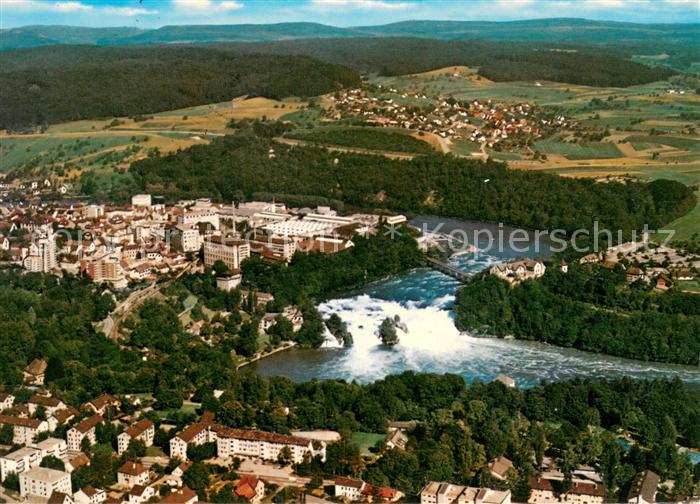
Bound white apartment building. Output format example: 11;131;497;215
203;236;250;271
0;415;49;445
19;467;72;499
117;419;155;454
169;422;222;461
25;233;56;273
176;206;219;230
334;477;368;501
67;415;102;451
216;428;326;464
169;225;201;253
0;446;41;481
131;194;152;208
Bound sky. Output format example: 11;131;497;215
0;0;698;29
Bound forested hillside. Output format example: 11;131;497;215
454;265;700;365
217;38;675;85
0;46;361;130
129;125;696;235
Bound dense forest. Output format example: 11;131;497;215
215;38;675;85
0;46;360;130
129;125;696;235
453;265;700;365
1;267;699;499
286;127;435;154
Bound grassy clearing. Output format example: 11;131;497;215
351;432;385;456
625;135;700;151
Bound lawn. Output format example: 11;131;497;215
351;432;386;456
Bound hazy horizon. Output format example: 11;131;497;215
1;0;698;30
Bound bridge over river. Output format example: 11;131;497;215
426;256;473;282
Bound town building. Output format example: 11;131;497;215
118;419;155;454
131;194;152;208
216;273;242;292
169;225;201;253
83;395;120;416
216;427;327;464
19;467;72;500
34;438;68;461
490;259;546;285
203;236;250;271
67;415;103;451
28;394;66;416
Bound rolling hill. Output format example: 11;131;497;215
1;19;697;50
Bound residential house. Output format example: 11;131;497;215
0;393;14;412
158;486;198;504
28;394;66;416
335;477;369;501
628;471;660;504
67;415;103;451
385;429;408;451
234;475;265;503
66;453;90;474
83;395;121;416
19;467;72;500
74;486;107;504
49;491;75;504
117;461;149;489
23;358;48;385
117;419;155;454
490;259;546;285
488;456;514;481
129;484;155;504
203;236;250;271
529;476;605;504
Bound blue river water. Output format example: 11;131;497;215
247;217;700;388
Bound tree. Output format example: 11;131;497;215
182;462;210;493
0;423;13;444
277;446;293;466
378;317;399;346
2;472;19;491
213;260;229;276
40;456;65;471
125;439;147;458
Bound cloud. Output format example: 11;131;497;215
103;6;158;16
309;0;416;10
52;1;93;12
172;0;244;11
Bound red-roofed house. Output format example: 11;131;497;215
67;415;103;451
234;475;265;503
159;486;198;504
117;461;149;489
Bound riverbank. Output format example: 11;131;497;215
236;341;297;370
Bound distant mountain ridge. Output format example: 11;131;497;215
2;18;698;50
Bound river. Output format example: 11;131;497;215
246;217;700;388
